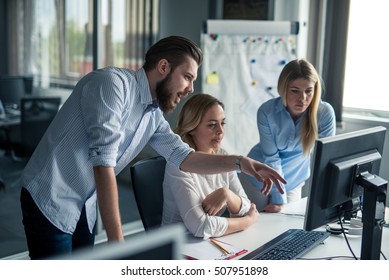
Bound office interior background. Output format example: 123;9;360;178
0;0;388;259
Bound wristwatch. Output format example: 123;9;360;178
235;155;243;173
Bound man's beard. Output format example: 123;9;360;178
155;73;176;114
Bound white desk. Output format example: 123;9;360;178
0;115;20;127
214;198;389;260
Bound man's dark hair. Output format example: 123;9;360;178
143;36;203;72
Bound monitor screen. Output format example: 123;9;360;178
304;126;386;231
0;76;26;108
56;223;186;260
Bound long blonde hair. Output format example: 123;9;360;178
175;93;224;151
277;59;322;155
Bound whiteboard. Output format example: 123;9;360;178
205;19;298;35
201;20;298;155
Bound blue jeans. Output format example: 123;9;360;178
20;187;95;260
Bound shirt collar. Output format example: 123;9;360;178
274;97;285;113
274;96;307;123
135;68;153;106
150;99;159;109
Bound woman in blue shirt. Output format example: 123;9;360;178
242;59;336;213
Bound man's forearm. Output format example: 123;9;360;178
180;152;238;174
93;166;124;241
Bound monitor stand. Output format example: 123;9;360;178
357;172;387;260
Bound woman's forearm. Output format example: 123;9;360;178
224;215;255;236
223;203;259;236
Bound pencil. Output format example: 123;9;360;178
210;239;230;254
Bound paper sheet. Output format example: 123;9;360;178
182;235;248;260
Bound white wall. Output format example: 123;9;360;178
274;0;310;58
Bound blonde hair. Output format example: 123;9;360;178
277;59;322;155
175;93;224;151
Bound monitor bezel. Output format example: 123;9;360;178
55;223;186;260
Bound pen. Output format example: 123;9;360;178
210;239;230;255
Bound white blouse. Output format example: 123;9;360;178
162;160;251;240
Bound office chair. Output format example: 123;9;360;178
0;76;26;152
11;96;61;159
130;156;167;230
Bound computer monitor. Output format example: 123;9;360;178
0;76;26;108
304;126;387;259
56;223;186;260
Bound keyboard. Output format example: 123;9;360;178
240;229;330;260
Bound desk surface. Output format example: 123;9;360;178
214;198;389;260
0;111;20;127
0;117;20;127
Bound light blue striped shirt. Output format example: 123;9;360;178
21;67;193;234
247;97;336;204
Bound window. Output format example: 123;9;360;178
28;0;90;86
100;0;159;70
343;0;389;114
10;0;159;88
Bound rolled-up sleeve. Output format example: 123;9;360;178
81;70;125;167
164;164;228;239
149;117;194;168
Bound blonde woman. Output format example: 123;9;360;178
162;93;261;239
244;59;336;213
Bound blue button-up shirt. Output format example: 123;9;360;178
21;67;193;234
247;97;336;204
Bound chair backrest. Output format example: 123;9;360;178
130;156;167;230
20;97;61;155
